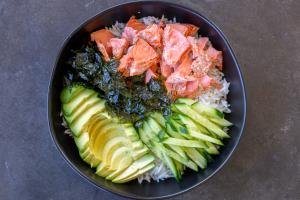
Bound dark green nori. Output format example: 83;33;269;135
64;42;172;126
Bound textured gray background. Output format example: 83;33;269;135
0;0;299;199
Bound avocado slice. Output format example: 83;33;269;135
101;136;131;164
96;146;132;177
105;155;135;180
112;154;155;183
60;85;85;104
82;152;93;163
61;85;157;182
81;151;101;168
79;147;90;159
88;118;111;155
114;163;155;183
96;162;112;177
131;141;144;151
62;89;96;116
89;156;101;168
90;121;124;159
123;125;140;141
74;131;89;152
69;101;105;137
64;94;99;124
97;141;149;178
70;101;105;137
131;147;149;160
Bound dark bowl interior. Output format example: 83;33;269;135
48;1;246;199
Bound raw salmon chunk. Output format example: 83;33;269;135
174;52;193;76
138;24;163;49
90;29;114;61
109;38;129;59
165;72;199;98
126;16;146;31
191;54;213;78
110;16;224;99
130;38;159;76
122;17;146;45
185;79;200;98
118;48;133;77
206;46;223;70
165;72;188;94
188;36;209;59
122;27;138;45
162;25;191;65
145;68;158;84
168;23;199;36
199;75;221;90
160;59;174;78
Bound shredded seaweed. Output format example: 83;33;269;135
64;42;172;127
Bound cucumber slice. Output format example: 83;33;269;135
178;114;217;137
198;149;213;162
166;144;187;159
192;102;224;118
189;129;223;145
173;160;184;176
139;126;180;181
141;121;159;142
183;148;207;169
150;112;166;127
177;114;198;129
175;98;196;105
162;138;206;148
168;119;192;139
205;142;220;155
173;104;229;138
209;117;232;127
147;117;161;129
166;123;185;139
162;146;198;171
162;151;181;181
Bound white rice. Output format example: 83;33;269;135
140;15;176;26
107;21;125;37
199;68;231;113
107;15;176;37
138;159;174;183
60;112;73;136
61;16;231;183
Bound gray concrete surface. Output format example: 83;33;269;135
0;0;299;199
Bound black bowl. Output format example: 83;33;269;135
48;1;246;199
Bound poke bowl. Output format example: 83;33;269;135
48;1;246;199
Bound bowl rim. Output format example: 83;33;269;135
47;1;247;199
